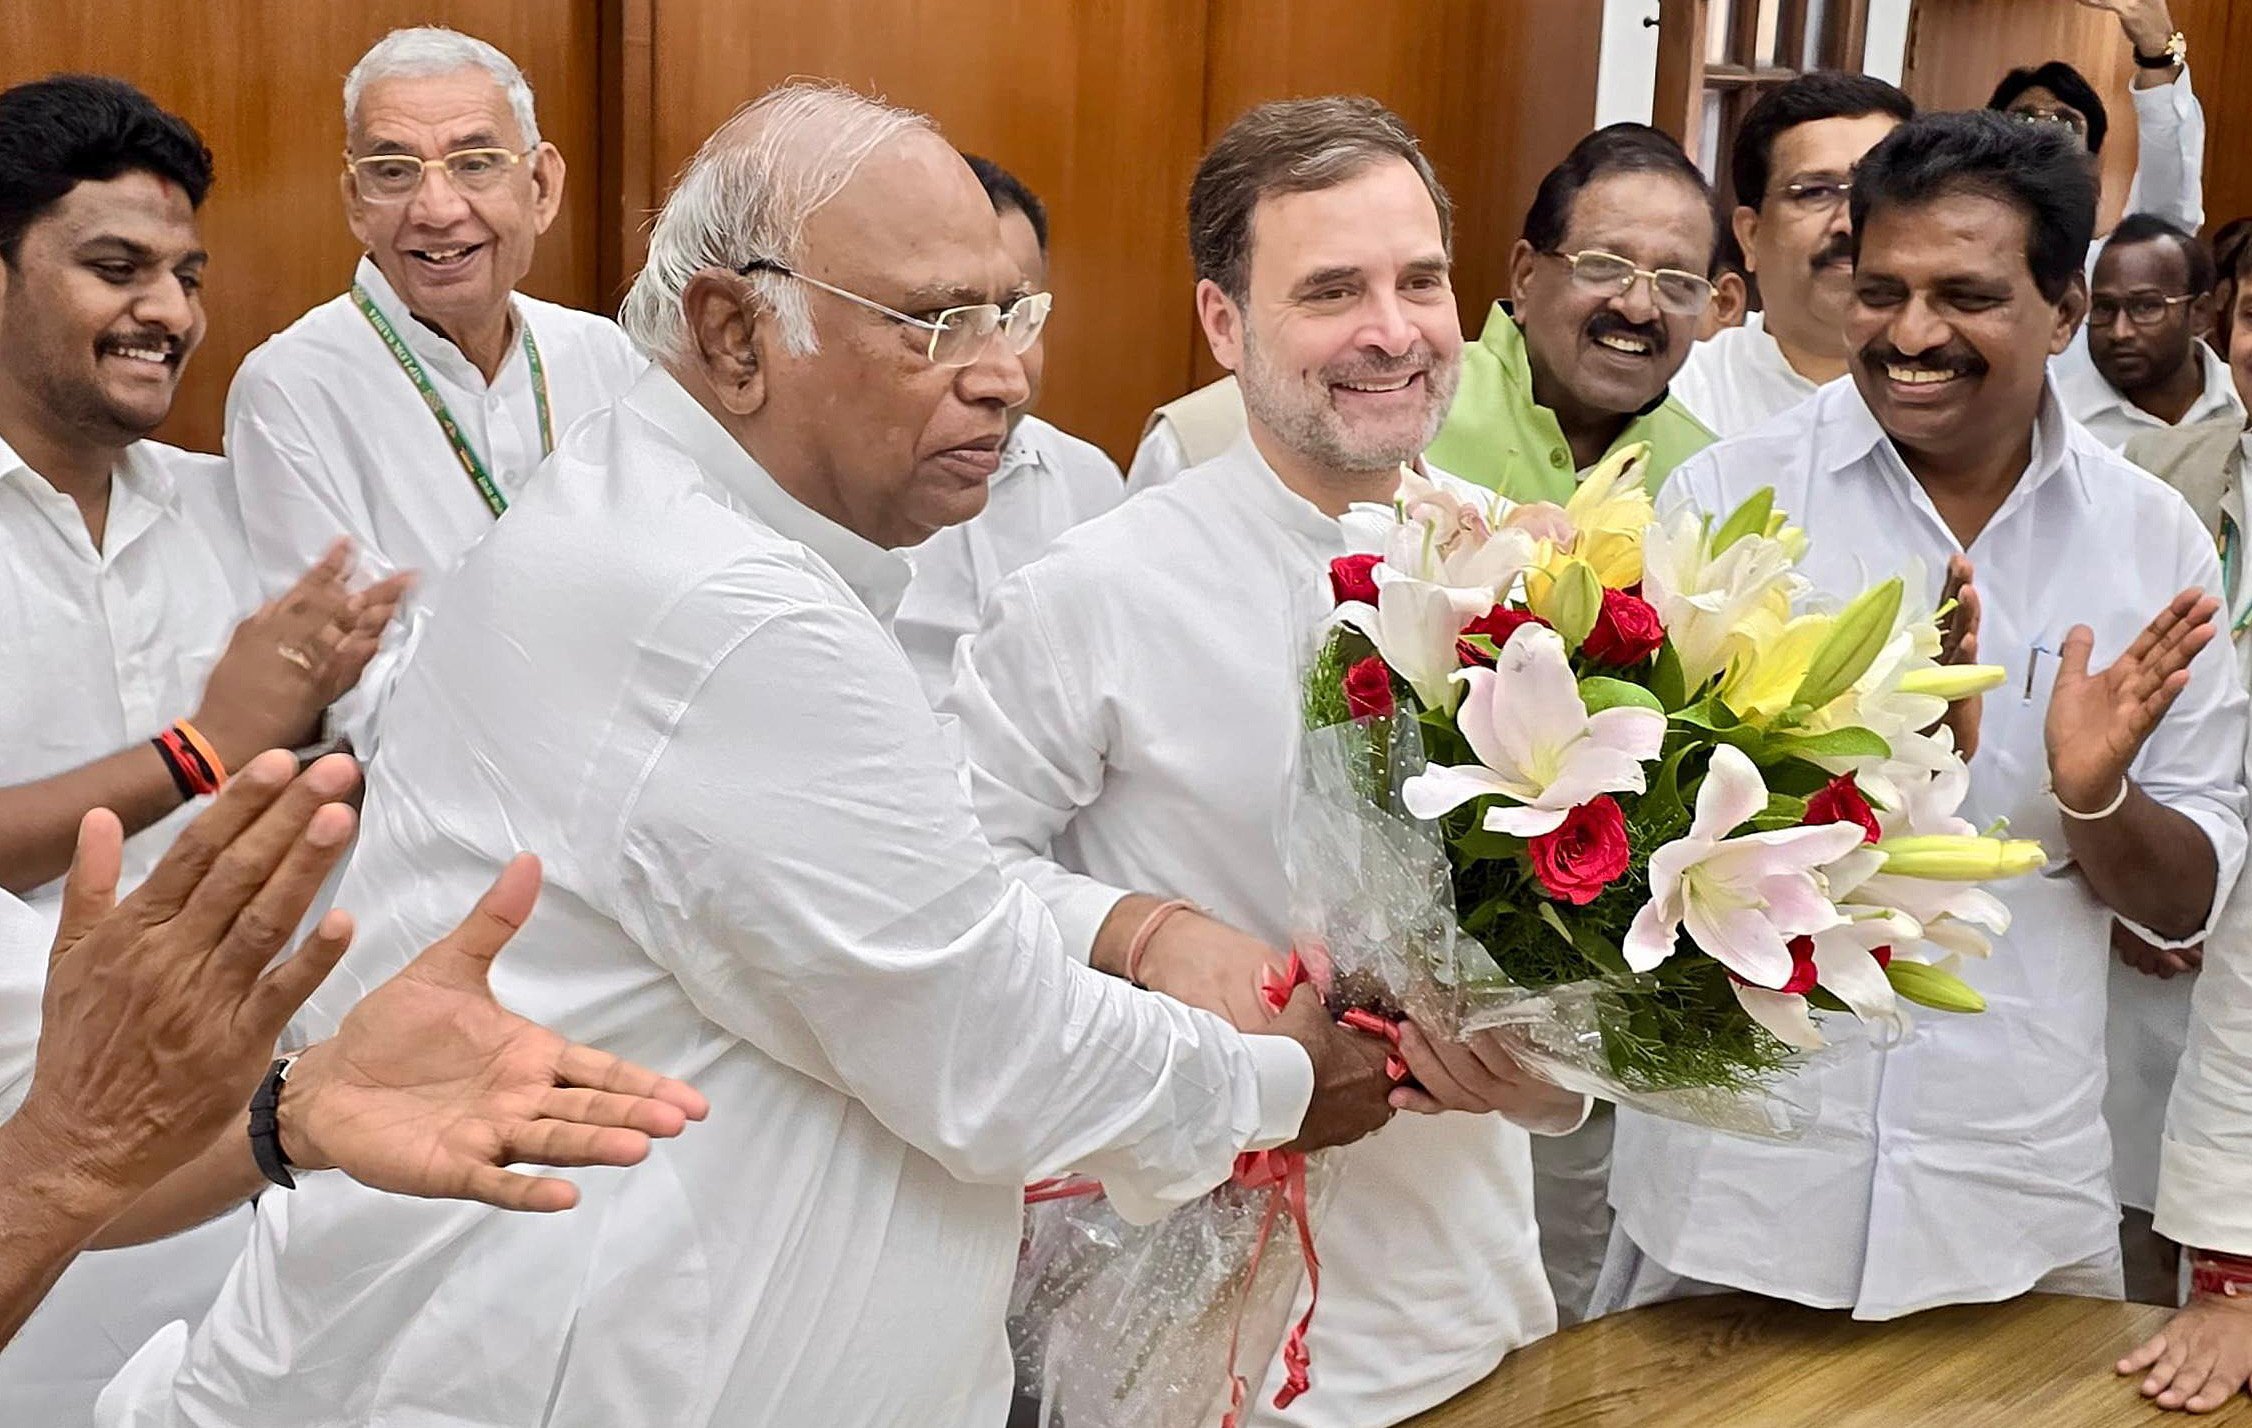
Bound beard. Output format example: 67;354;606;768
1235;323;1459;473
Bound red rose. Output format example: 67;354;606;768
1329;553;1382;607
1343;655;1397;720
1457;607;1549;668
1804;772;1881;844
1871;945;1894;970
1528;795;1630;905
1778;936;1820;995
1580;587;1665;666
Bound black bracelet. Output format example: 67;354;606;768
150;734;196;800
247;1055;298;1190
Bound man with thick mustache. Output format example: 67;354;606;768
1593;111;2249;1324
1425;123;1715;502
0;75;407;1420
1673;73;1915;439
225;27;642;751
947;96;1585;1426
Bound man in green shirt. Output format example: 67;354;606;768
1428;124;1717;503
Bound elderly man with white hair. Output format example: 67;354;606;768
225;26;642;750
96;82;1398;1428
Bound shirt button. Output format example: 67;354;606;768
1549;449;1569;469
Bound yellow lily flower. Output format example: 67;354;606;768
1719;611;1833;724
1563;445;1654;589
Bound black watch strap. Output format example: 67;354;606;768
248;1055;298;1190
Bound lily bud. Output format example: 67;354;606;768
1875;834;2046;881
1528;557;1603;647
1895;664;2008;701
1884;959;1987;1014
1793;577;1903;712
1708;488;1775;554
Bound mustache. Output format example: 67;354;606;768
1812;233;1854;272
1322;347;1442;385
1858;339;1987;379
1586;309;1668;357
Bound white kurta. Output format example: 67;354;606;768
2056;340;2242;453
0;436;259;1423
895;413;1122;703
225;256;644;750
98;368;1313;1428
1607;378;2248;1319
944;436;1557;1428
1669;313;1822;441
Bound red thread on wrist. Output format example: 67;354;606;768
1123;899;1197;987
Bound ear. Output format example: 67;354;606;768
1196;278;1246;373
1508;238;1539;307
1715;271;1749;328
2189;290;2219;341
1731;205;1762;277
529;143;565;237
682;270;770;418
339;167;374;251
2050;273;2090;357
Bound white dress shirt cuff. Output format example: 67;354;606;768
2155;1138;2252;1254
1241;1031;1316;1152
1047;879;1133;965
2115;798;2247;950
1528;1093;1597;1138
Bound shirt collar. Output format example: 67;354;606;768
1207;430;1397;551
991;414;1052;490
0;427;178;555
352;255;524;388
623;367;912;621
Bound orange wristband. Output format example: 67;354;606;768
173;719;228;789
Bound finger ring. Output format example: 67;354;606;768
276;643;315;673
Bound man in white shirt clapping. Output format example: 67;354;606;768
947;96;1587;1428
893;153;1121;700
1596;111;2249;1325
1671;72;1913;440
98;82;1399;1428
225;27;643;751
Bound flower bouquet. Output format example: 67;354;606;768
1290;447;2044;1134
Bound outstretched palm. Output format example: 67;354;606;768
286;856;707;1212
2044;589;2217;810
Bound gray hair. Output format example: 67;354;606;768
618;82;933;362
345;27;542;148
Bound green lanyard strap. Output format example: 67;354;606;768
351;283;554;519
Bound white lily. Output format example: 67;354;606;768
1640;509;1808;689
1400;623;1665;835
1837;759;2014;961
1335;577;1472;712
1623;744;1869;985
1366;473;1538;617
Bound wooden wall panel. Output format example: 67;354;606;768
1902;0;2240;237
0;1;603;453
1199;0;1605;387
643;0;1209;461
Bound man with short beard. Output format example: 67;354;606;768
1596;111;2248;1325
1425;124;1715;503
1672;73;1915;439
2065;215;2238;450
0;75;402;1420
946;97;1586;1427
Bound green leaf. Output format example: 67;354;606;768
1650;640;1689;711
1535;902;1577;946
1455;825;1526;862
1709;487;1776;554
1763;725;1892;762
1750;793;1811;830
1805;986;1852;1015
1579;676;1666;716
1644;742;1696;829
1671;696;1739;732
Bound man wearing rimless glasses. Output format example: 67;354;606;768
223;26;643;754
1425;123;1716;504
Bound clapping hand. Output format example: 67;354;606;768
2044;589;2217;813
1937;554;1984;760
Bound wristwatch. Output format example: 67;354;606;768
2134;31;2188;69
248;1055;299;1190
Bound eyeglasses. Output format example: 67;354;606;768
347;146;535;203
2007;107;2089;137
737;258;1052;367
1547;249;1715;318
1773;178;1853;215
2089;292;2199;327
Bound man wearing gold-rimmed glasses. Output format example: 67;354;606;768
223;26;643;755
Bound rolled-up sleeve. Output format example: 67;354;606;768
2122;65;2206;235
610;569;1310;1222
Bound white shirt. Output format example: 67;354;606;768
1126;418;1191;495
944;437;1557;1428
2056;339;2242;453
225;256;644;750
895;413;1122;702
99;368;1313;1428
0;436;259;1423
1670;313;1822;441
1610;379;2248;1319
2092;67;2208;269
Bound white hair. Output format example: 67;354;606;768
345;27;542;148
619;82;933;362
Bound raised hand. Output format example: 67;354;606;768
2119;1291;2252;1413
2044;589;2217;813
2074;0;2180;62
281;855;708;1212
1391;1021;1591;1134
192;541;359;769
1938;554;1984;760
15;751;362;1202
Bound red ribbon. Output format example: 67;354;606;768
1337;1007;1409;1084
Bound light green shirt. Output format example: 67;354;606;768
1427;302;1714;504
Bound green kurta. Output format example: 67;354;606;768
1427;302;1715;504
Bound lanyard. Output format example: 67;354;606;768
351;283;553;519
2221;513;2252;639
